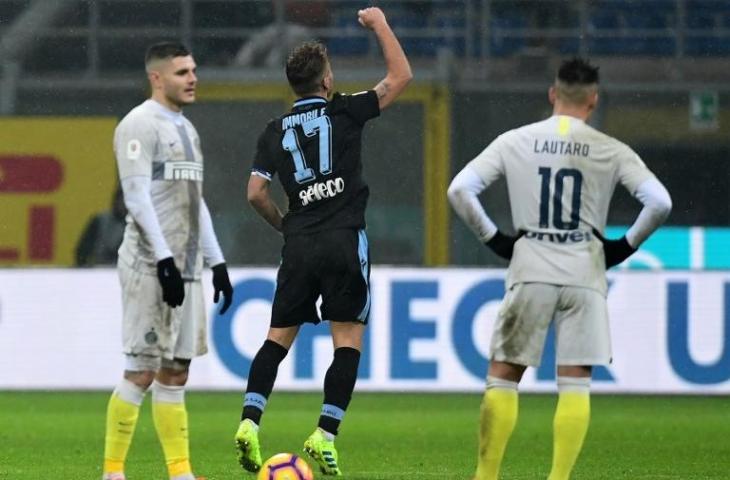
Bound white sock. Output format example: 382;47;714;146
102;473;126;480
557;376;591;393
318;427;335;441
115;378;146;405
151;380;185;403
243;418;259;431
486;375;519;391
170;474;195;480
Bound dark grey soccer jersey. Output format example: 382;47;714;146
252;91;380;236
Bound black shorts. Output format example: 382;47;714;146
271;228;371;327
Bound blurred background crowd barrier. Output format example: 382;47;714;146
1;0;729;267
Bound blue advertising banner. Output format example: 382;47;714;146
0;268;728;394
607;226;730;270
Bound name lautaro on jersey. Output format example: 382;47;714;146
282;107;327;130
299;177;345;206
534;139;590;157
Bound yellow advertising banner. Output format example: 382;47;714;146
0;118;118;266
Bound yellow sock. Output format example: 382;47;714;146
103;380;145;474
475;377;519;480
548;377;591;480
152;381;193;478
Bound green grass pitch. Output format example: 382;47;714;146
0;392;727;479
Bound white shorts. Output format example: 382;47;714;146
490;282;611;367
119;259;207;361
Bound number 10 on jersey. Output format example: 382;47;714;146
538;166;583;230
282;115;333;184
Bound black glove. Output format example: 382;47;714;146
485;230;521;260
156;257;185;307
592;229;637;268
212;262;234;314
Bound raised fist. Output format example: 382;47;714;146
357;7;387;30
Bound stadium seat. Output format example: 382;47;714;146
685;36;730;56
587;8;623;55
590;9;621;30
682;0;730;55
686;0;730;14
558;36;581;55
326;14;369;56
490;14;527;57
625;14;675;56
584;1;675;57
435;15;466;57
684;3;730;56
685;9;717;29
100;1;177;27
390;13;435;58
624;12;670;31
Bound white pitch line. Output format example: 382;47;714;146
340;472;693;479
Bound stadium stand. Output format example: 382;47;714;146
4;0;730;75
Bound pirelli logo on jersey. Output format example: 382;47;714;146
299;177;345;206
164;161;203;181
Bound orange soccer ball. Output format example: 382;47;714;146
257;453;314;480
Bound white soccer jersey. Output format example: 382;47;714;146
467;115;654;294
114;99;204;279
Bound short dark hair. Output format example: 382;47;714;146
286;41;329;96
555;57;599;105
145;42;191;68
557;57;599;85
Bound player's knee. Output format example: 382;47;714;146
267;326;299;349
556;365;592;378
331;322;365;350
124;370;156;390
124;354;162;390
488;361;526;383
157;358;191;386
157;370;188;386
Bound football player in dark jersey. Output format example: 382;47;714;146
234;7;412;476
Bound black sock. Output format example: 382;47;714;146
241;339;289;424
318;347;361;435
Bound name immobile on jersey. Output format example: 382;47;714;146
282;107;327;130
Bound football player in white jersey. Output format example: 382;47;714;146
448;58;672;480
102;42;233;480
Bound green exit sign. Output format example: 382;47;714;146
689;90;719;131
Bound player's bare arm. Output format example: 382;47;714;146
247;174;283;233
358;7;412;110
